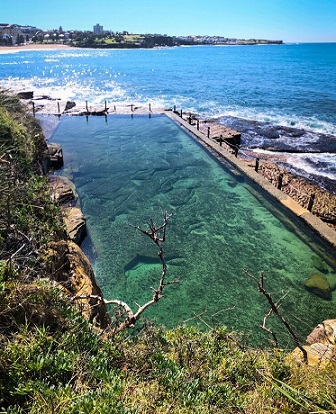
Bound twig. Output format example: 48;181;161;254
244;269;308;363
74;212;175;335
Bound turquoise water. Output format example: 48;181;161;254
52;114;336;347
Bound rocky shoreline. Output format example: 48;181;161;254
246;157;336;232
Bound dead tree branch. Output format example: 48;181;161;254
74;211;175;335
244;269;308;363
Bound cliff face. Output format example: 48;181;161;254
46;240;110;328
46;175;108;328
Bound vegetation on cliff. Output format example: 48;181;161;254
0;89;336;413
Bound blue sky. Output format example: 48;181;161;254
3;0;336;42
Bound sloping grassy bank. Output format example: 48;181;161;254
0;90;335;413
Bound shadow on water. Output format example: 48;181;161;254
52;114;336;347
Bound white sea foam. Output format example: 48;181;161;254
253;149;336;181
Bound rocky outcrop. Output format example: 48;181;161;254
46;240;110;328
304;273;332;300
48;175;76;205
292;319;336;366
48;176;87;245
47;143;64;169
62;206;87;245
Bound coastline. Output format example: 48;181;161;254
0;43;72;54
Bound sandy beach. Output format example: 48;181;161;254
0;43;72;54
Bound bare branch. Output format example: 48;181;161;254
74;212;175;335
244;269;308;363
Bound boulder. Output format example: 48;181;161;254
48;175;76;205
46;240;110;327
17;90;34;99
311;255;329;273
62;206;87;245
304;273;331;300
47;143;64;169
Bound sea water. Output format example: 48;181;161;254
1;43;336;188
51;114;336;347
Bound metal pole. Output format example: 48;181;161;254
207;127;210;138
57;101;61;115
255;158;259;172
307;193;315;212
277;173;283;190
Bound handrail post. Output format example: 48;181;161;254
307;193;315;212
255;158;259;172
277;173;283;190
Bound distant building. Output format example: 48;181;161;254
93;24;103;35
0;23;39;44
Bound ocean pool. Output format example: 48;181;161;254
49;114;336;346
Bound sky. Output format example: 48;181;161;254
2;0;336;43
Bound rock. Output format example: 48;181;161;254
47;143;64;169
292;319;336;366
326;275;336;291
46;240;110;327
48;175;76;205
304;273;331;300
62;206;86;245
307;319;336;345
311;255;329;273
292;343;336;366
65;101;76;111
17;90;34;99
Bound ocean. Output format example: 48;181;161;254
0;43;335;191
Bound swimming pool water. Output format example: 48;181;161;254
50;114;336;346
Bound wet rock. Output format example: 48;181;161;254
48;175;76;205
47;143;64;169
17;90;34;99
326;275;336;291
62;206;87;246
304;273;331;300
65;101;76;111
311;255;329;273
